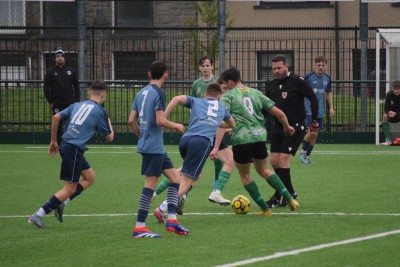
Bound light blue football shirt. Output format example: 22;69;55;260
304;72;331;118
183;96;231;145
59;99;111;151
132;84;166;154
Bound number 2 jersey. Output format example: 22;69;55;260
183;96;232;146
59;99;112;151
221;86;274;147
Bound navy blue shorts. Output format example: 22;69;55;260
305;116;324;131
141;153;174;176
59;142;90;183
179;136;212;180
232;141;268;164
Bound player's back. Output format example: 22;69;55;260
222;86;273;146
60;99;111;150
183;96;230;144
132;84;166;154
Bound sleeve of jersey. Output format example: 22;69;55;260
301;79;319;121
97;109;112;136
260;91;274;111
156;90;166;111
58;104;72;119
223;108;232;121
326;75;332;93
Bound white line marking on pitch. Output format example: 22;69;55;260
2;212;400;219
213;229;400;267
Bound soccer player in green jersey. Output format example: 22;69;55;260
220;66;300;215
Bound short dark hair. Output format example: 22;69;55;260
272;54;287;65
90;80;108;92
206;82;222;97
392;80;400;88
221;66;241;83
198;56;213;66
315;56;327;64
150;61;168;80
216;76;225;85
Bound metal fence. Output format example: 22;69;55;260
0;80;385;134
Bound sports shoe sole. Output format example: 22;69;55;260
166;227;190;236
208;198;231;206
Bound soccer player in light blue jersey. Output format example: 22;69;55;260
300;56;334;164
29;80;114;228
128;61;189;238
154;83;235;224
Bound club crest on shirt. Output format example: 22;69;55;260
323;80;328;86
282;92;287;99
67;71;71;75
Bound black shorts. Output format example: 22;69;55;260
232;141;268;164
269;122;306;156
218;142;228;151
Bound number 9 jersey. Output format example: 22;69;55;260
221;86;275;147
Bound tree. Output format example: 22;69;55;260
186;0;233;73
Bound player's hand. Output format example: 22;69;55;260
175;123;185;134
48;141;59;157
310;120;319;132
284;126;295;136
209;148;218;161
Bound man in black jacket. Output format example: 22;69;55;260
381;80;400;145
44;48;80;144
265;54;319;208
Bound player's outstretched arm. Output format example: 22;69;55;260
165;95;187;118
156;110;185;134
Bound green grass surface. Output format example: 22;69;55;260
1;144;399;266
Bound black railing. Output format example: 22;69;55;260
0;80;386;133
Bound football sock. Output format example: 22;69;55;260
136;187;154;226
167;183;179;219
213;170;230;191
302;140;310;152
306;144;314;156
244;181;269;210
266;173;292;202
278;168;295;195
382;121;391;140
68;183;84;202
159;200;168;213
40;195;62;215
272;168;282;200
214;159;223;181
155;177;171;195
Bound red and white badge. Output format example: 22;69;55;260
282;92;287;99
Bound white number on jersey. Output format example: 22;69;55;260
243;97;254;115
139;90;149;117
207;100;218;117
70;103;94;125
